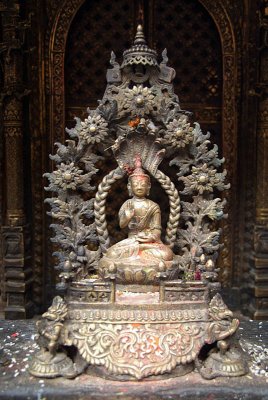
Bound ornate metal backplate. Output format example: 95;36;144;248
28;26;247;381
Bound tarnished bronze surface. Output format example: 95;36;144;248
38;0;264;314
29;279;244;380
28;26;248;380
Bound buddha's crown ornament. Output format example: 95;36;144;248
129;154;149;179
121;25;158;68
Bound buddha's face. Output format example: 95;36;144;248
129;176;150;198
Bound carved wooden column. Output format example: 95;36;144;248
252;3;268;319
0;0;33;318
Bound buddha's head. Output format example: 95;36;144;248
128;175;151;198
127;155;151;198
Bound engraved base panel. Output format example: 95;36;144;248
66;318;207;380
29;281;247;380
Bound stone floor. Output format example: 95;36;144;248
0;320;268;400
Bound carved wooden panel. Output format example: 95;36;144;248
154;0;222;107
0;22;4;305
65;0;134;108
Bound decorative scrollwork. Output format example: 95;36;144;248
70;322;206;379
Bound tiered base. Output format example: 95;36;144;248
29;280;247;380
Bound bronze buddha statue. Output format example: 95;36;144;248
98;155;175;284
29;26;247;382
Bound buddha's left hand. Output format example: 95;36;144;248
136;232;156;243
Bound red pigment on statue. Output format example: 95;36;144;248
195;270;201;280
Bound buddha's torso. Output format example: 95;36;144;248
130;198;152;220
120;198;159;237
98;194;174;277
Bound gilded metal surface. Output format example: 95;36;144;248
43;23;230;288
29;296;85;378
121;25;158;68
196;347;248;379
70;321;206;379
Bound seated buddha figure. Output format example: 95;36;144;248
98;156;174;283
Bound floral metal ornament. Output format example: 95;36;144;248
44;162;86;191
180;163;224;195
29;25;247;381
66;113;109;145
78;114;108;144
123;85;156;117
162;116;194;148
181;196;227;222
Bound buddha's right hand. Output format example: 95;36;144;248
125;204;135;220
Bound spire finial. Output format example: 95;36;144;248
134;25;146;45
122;24;158;68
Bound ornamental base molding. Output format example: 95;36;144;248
29;351;78;378
29;280;247;380
87;361;194;381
